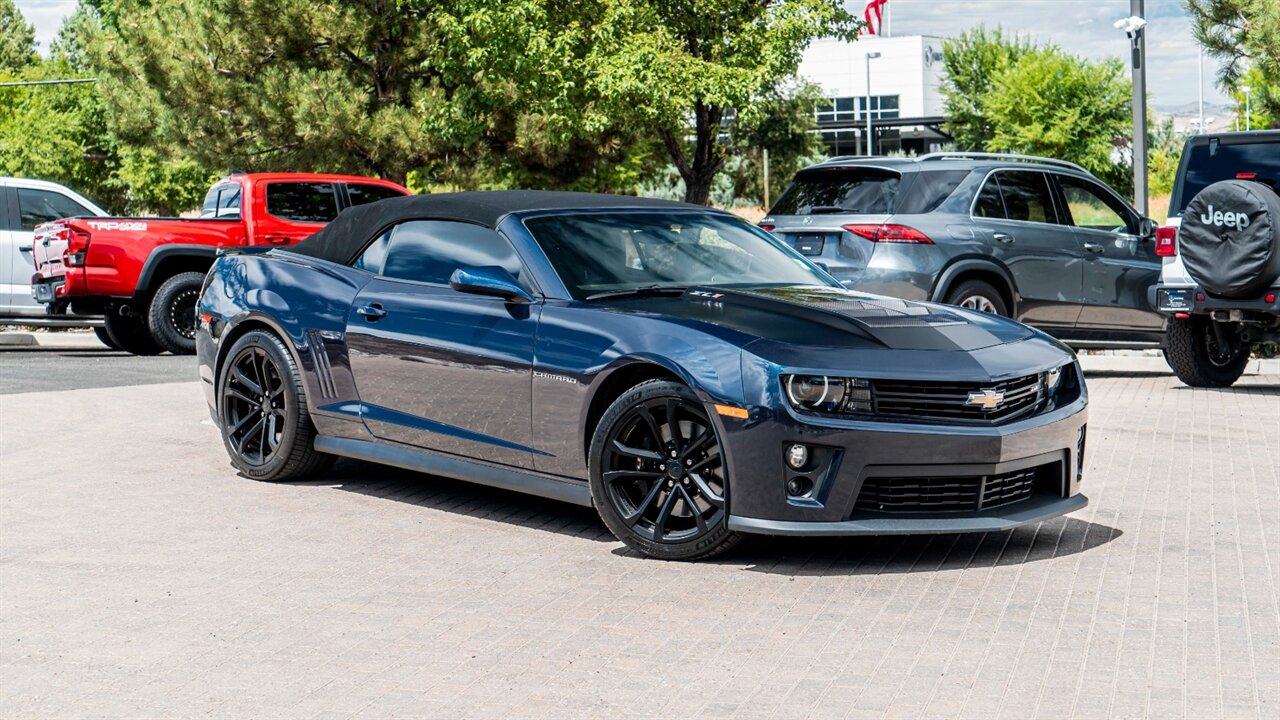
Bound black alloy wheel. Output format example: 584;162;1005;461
217;330;334;481
590;380;742;560
148;271;205;354
223;344;287;466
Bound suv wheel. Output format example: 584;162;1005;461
945;280;1009;316
148;271;205;355
1164;316;1252;388
103;312;163;356
589;380;743;561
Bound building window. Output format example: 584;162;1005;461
814;95;900;124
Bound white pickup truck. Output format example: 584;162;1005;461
1;177;107;324
1151;131;1280;386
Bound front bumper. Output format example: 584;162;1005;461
716;391;1088;536
730;493;1087;536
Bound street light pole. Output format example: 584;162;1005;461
1244;86;1253;131
1115;1;1148;215
865;51;881;156
1198;49;1205;134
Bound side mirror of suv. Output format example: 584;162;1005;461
1138;216;1158;239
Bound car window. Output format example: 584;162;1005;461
978;171;1056;224
16;188;94;231
1171;138;1280;215
346;183;405;207
1058;176;1133;234
770;168;900;215
525;212;835;300
265;182;339;223
974;177;1005;218
378;220;527;288
896;170;970;214
200;184;242;219
353;229;392;274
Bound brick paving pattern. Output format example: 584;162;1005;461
1;374;1277;719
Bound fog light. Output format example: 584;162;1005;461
785;443;809;470
786;476;812;497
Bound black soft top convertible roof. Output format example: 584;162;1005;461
287;190;695;266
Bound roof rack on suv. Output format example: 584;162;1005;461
917;152;1088;173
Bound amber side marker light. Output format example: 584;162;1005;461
714;404;749;419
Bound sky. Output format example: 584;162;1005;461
16;0;1230;110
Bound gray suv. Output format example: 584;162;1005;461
761;153;1165;348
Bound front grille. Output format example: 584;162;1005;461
871;372;1045;424
855;466;1042;514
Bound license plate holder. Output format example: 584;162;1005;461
1157;288;1192;312
791;234;827;256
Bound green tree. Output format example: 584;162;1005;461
0;0;36;71
581;0;856;205
984;48;1132;190
1148;118;1183;200
1187;0;1280;126
939;26;1032;150
728;80;826;207
1228;67;1278;130
92;0;454;186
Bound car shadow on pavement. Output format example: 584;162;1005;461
713;516;1123;575
299;458;616;543
287;460;1123;565
1170;382;1280;393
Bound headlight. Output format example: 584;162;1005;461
782;375;873;414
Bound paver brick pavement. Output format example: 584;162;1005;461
1;373;1277;719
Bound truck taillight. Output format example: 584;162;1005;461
1154;226;1177;257
842;223;934;244
63;229;91;266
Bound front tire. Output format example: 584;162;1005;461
148;271;205;355
103;312;163;356
1164;316;1251;388
93;326;120;351
589;380;742;561
217;330;334;481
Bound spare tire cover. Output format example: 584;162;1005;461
1179;179;1280;298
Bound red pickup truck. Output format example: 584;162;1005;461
31;172;408;354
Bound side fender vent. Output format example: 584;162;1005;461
306;330;338;399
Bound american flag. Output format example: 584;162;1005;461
862;0;888;36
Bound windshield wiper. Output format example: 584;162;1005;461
585;285;689;301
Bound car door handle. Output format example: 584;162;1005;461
356;303;386;320
265;235;290;245
17;244;32;253
1083;242;1104;254
993;233;1014;244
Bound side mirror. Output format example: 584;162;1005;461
1138;216;1158;239
449;266;536;304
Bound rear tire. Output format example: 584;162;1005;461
103;313;163;356
589;380;742;561
217;330;335;481
944;279;1009;316
93;326;120;351
148;271;205;355
1164;316;1251;388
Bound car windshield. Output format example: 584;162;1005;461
1172;138;1280;215
523;212;836;300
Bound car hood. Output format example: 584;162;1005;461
603;285;1039;352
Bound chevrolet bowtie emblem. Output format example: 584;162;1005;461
965;388;1005;410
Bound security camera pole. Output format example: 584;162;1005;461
1115;2;1149;215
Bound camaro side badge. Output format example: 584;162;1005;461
965;389;1005;410
533;371;579;385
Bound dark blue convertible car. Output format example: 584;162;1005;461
196;191;1088;560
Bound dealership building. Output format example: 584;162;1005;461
797;34;952;156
